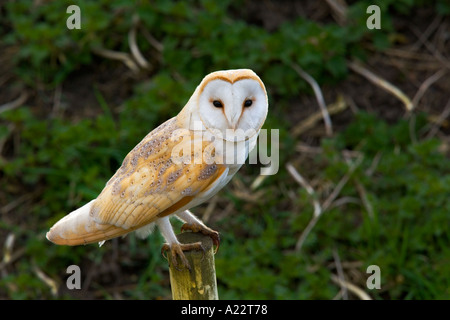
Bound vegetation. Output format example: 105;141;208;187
0;0;449;299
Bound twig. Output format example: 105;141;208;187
434;20;448;53
354;179;374;220
32;264;59;297
286;163;323;252
332;248;348;300
291;63;333;136
51;85;63;118
410;26;450;70
331;274;372;300
380;58;441;71
141;26;164;53
348;60;414;112
382;47;439;62
128;14;150;69
92;47;140;73
286;163;322;218
343;94;359;114
332;289;345;300
322;155;363;212
290;156;363;252
325;0;348;26
411;15;443;51
328;260;364;270
295;143;323;154
291;95;347;137
426;99;450;139
232;179;265;202
365;152;382;177
202;197;217;223
295;215;320;253
341;154;374;220
250;174;268;190
1;193;35;214
2;234;15;265
328;196;361;209
412;69;448;110
0;247;26;271
0;91;28;114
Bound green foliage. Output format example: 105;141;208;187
3;0;409;87
4;0;446;90
216;112;450;299
1;0;448;300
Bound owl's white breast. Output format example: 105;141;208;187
211;130;258;185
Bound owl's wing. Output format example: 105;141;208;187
83;117;227;243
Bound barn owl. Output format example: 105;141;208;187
46;69;268;269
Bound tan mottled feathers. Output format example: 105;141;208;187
47;116;227;245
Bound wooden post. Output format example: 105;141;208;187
168;232;219;300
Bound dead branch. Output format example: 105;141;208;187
291;63;333;136
354;179;374;220
410;26;450;70
331;274;372;300
291;95;347;137
202;197;218;223
411;15;443;51
332;248;348;299
92;47;140;73
412;69;448;110
348;60;413;112
0;247;26;272
32;263;59;297
141;26;164;53
0;91;28;114
324;0;348;26
426;99;450;139
128;14;150;69
250;174;268;190
286;163;322;218
322;155;363;212
295;143;323;154
286;163;323;252
295;214;320;253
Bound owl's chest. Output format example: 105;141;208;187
210;133;258;168
186;134;256;203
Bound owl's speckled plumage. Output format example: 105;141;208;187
47;69;268;265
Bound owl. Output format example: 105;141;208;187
46;69;268;269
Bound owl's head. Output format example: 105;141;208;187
192;69;268;142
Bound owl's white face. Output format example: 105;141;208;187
197;70;268;142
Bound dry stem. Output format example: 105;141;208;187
291;63;333;136
348;60;413;112
330;274;372;300
128;14;150;69
92;48;140;73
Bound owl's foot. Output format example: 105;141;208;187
161;242;204;271
181;223;220;253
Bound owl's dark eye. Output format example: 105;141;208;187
244;99;253;107
213;100;223;108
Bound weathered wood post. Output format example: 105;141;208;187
168;232;219;300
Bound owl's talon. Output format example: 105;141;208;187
161;243;170;260
161;242;204;271
181;223;220;254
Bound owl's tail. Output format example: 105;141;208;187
46;200;127;246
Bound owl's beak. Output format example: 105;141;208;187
225;109;241;130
